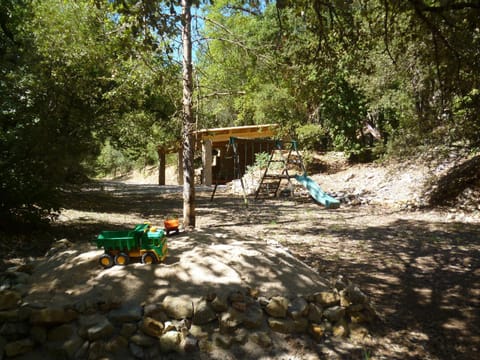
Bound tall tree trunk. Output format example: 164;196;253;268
157;148;165;186
181;0;195;229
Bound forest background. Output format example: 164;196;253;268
1;0;479;226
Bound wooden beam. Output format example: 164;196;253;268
196;124;278;144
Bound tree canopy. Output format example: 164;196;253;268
197;0;480;152
1;0;479;225
0;0;178;224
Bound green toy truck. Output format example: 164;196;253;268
94;223;168;268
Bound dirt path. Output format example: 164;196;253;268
42;180;480;360
276;204;480;360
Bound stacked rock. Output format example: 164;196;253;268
1;268;376;359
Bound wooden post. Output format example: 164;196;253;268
158;148;166;186
202;139;212;186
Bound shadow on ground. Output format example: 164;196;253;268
290;216;480;360
12;181;479;360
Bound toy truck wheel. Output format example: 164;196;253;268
99;254;114;268
141;252;157;265
114;252;129;266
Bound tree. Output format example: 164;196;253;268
198;0;480;156
197;2;369;152
286;0;480;148
0;0;116;224
104;0;204;229
181;0;195;228
111;0;196;228
0;0;178;226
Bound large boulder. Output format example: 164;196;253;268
30;307;78;325
0;290;21;311
243;303;264;329
288;297;309;320
162;295;193;320
219;308;244;333
267;317;308;334
193;298;217;325
265;296;289;318
312;291;339;307
159;330;181;353
323;306;346;323
4;338;34;357
108;305;142;323
140;317;164;337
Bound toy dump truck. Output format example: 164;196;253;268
94;223;167;268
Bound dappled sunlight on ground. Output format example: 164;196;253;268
26;225;330;310
29;180;479;360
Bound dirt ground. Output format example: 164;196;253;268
3;153;480;359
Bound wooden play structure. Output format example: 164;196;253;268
210;138;306;199
156;124;277;186
211;136;340;208
254;139;306;199
195;124;278;186
157;123;339;208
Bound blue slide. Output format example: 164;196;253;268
295;174;340;209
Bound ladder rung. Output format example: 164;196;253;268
259;182;279;187
264;174;290;179
258;190;278;195
257;186;279;194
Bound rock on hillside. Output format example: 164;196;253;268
0;231;377;359
308;150;480;213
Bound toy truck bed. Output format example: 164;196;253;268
94;224;167;268
95;231;139;250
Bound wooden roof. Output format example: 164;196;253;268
195;124;278;145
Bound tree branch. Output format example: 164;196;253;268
383;0;397;65
201;37;271;61
412;0;480;12
225;5;261;16
408;0;462;59
199;90;246;99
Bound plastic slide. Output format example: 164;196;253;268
294;174;340;209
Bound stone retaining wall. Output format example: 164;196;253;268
1;267;376;359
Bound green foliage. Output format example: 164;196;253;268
197;2;288;127
295;124;327;151
452;88;480;145
246;151;271;175
254;151;270;169
0;0;178;225
94;0;181;176
1;0;108;224
95;140;133;177
2;0;480;226
198;0;480;157
318;72;368;152
197;2;368;153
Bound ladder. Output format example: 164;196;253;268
255;140;306;199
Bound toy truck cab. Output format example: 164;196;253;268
95;223;168;268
